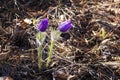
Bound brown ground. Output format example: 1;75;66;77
0;0;120;80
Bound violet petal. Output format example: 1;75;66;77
38;18;48;32
58;20;71;32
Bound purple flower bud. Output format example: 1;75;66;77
58;20;72;32
38;18;49;32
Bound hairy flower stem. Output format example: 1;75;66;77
36;32;46;69
46;40;55;67
38;45;42;69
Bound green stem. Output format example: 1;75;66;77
46;40;55;67
36;32;46;69
38;45;42;69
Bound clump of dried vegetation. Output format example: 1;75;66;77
0;0;120;80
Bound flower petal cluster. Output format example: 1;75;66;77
38;18;49;32
58;20;71;32
38;18;72;32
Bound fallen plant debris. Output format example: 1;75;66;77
0;0;120;80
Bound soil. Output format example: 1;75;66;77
0;0;120;80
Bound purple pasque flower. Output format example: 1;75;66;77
58;20;72;32
38;18;49;32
